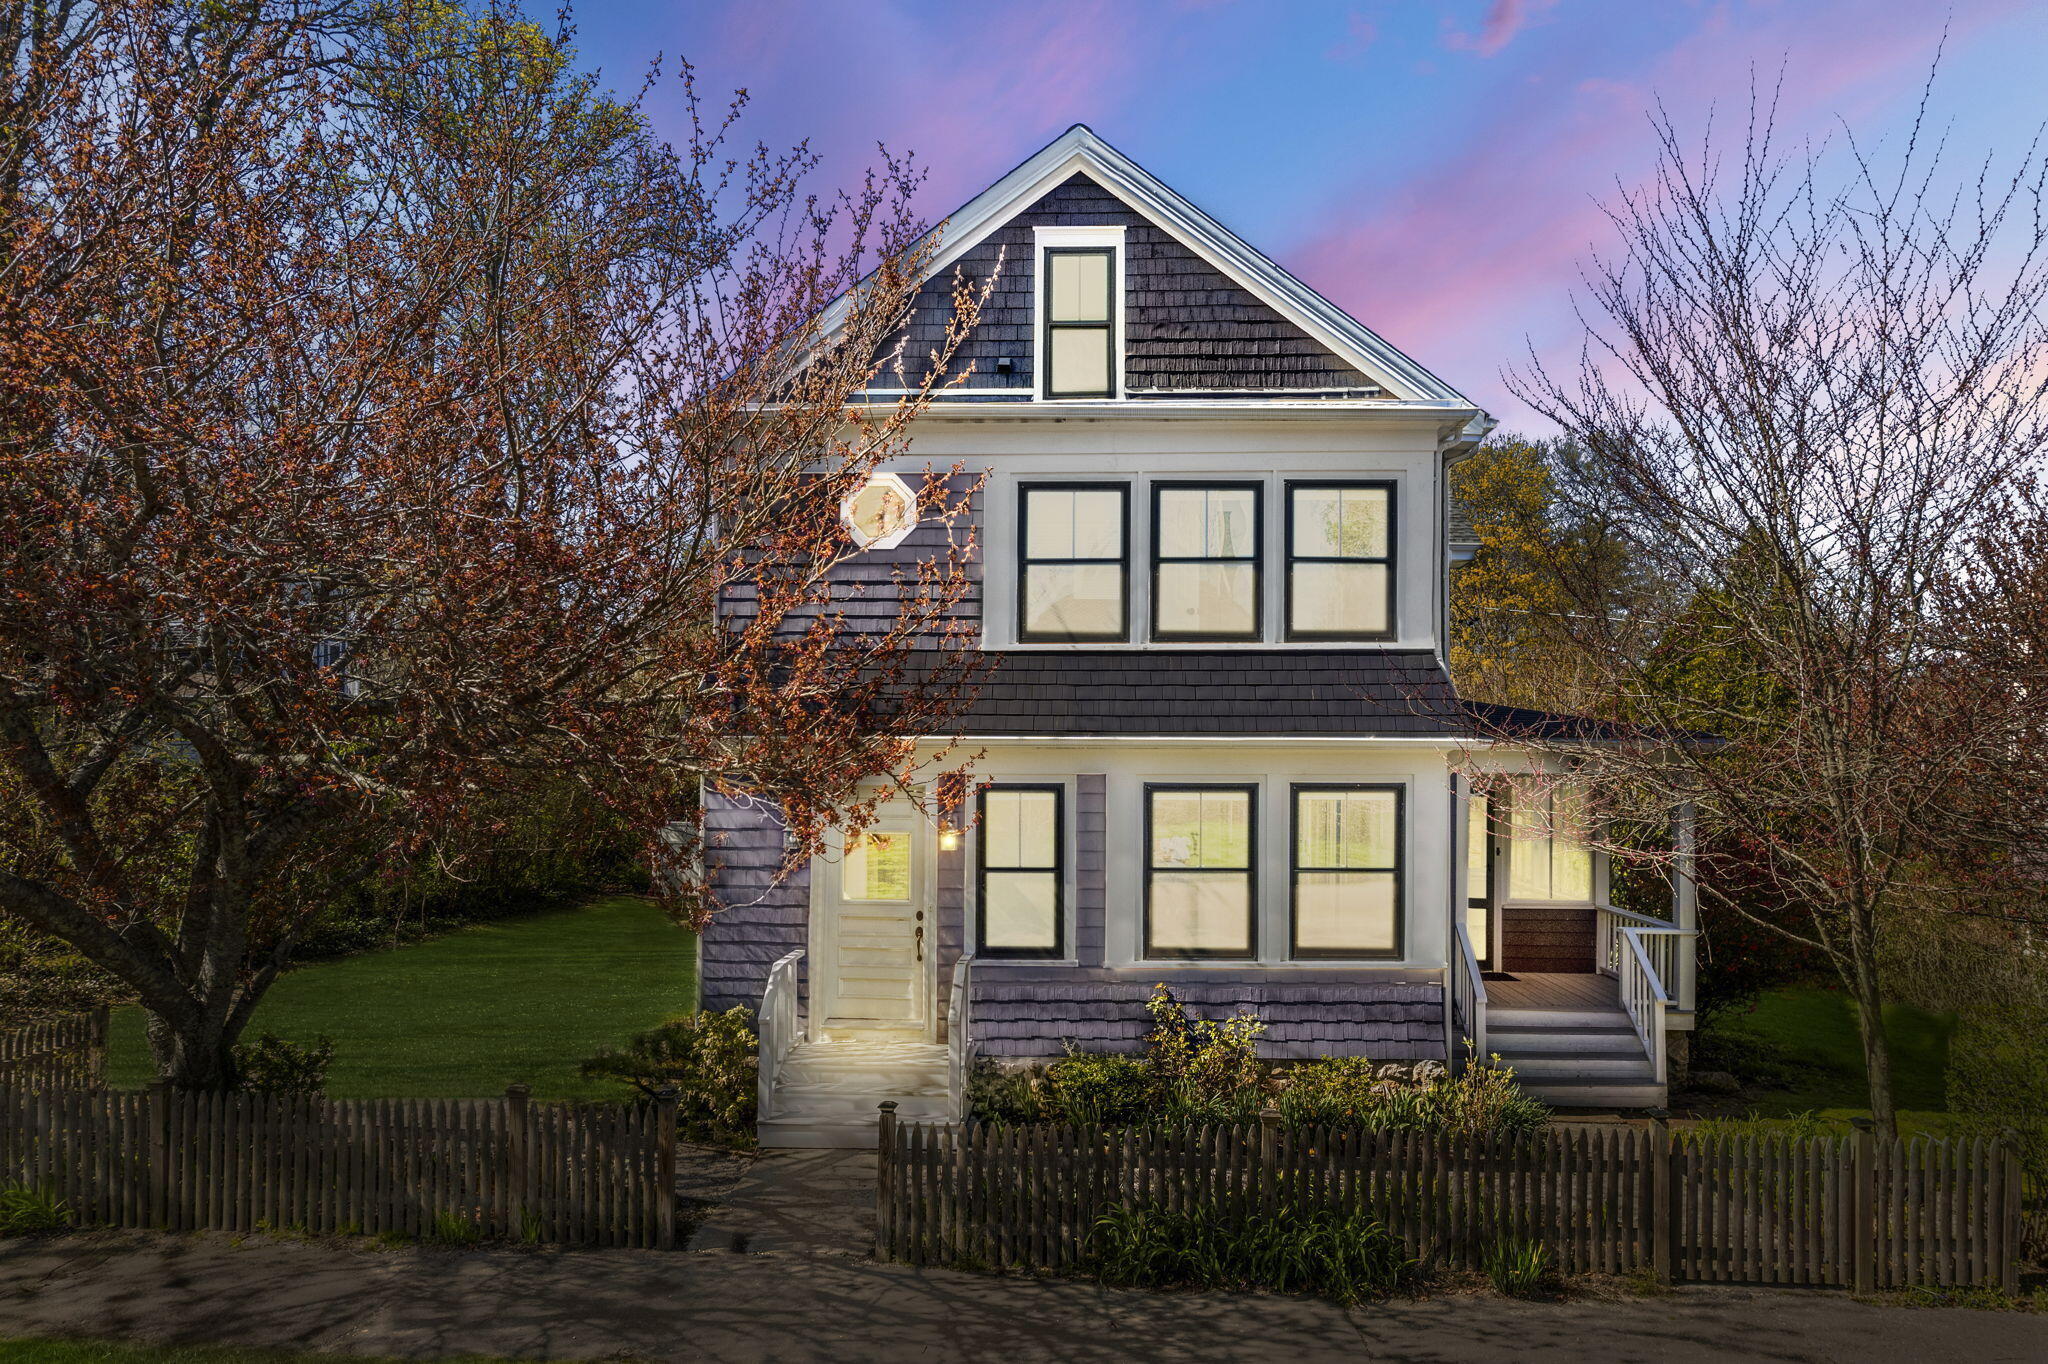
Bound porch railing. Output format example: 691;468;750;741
1449;920;1487;1069
1597;905;1693;1085
946;953;975;1119
758;948;804;1121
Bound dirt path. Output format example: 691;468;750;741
3;1228;2044;1363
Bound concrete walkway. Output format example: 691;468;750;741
685;1148;877;1256
3;1229;2045;1363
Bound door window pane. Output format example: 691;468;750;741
1146;787;1254;958
978;786;1063;957
1292;786;1402;958
844;832;911;901
1465;793;1491;962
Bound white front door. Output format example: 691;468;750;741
815;804;930;1037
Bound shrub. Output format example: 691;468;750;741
965;1058;1049;1125
579;1006;756;1146
1274;1057;1382;1127
1412;1061;1549;1139
233;1032;334;1094
0;1184;69;1236
1484;1237;1550;1297
1047;1051;1155;1126
1087;1201;1414;1305
1143;984;1268;1119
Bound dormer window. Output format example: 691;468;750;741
1035;226;1124;400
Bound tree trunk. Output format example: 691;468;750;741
145;1007;241;1091
1849;972;1898;1140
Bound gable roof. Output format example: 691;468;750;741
824;124;1488;421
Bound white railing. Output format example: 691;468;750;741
1450;921;1487;1069
1596;905;1694;1085
946;954;976;1119
757;949;804;1122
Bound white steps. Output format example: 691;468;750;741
1489;1004;1665;1110
759;1037;951;1149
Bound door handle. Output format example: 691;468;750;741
915;924;925;962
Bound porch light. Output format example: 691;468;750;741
938;826;963;853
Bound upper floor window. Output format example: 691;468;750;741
1018;483;1128;641
1286;481;1394;640
976;785;1064;959
1041;247;1116;398
1151;484;1261;640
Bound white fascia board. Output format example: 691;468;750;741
818;125;1485;412
860;397;1483;427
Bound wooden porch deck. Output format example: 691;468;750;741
1484;972;1622;1012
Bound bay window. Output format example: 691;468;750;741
1151;483;1261;640
1291;785;1402;958
1286;481;1394;640
1018;484;1128;641
976;785;1064;958
1145;785;1255;959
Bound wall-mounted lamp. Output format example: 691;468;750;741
938;826;963;853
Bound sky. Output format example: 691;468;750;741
569;0;2048;429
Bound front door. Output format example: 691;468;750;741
815;804;930;1037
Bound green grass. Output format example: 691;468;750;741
0;1341;525;1364
1701;984;1955;1124
106;896;695;1101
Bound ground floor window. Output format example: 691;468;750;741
1290;785;1402;958
1144;785;1256;959
1508;783;1593;902
1465;789;1492;967
977;785;1064;958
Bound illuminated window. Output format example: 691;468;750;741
976;785;1063;958
1509;786;1594;902
1152;484;1261;640
1042;247;1115;398
843;832;912;901
1291;786;1402;959
841;472;918;550
1286;482;1394;639
1018;483;1128;641
1145;785;1256;959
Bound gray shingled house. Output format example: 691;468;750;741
698;126;1701;1146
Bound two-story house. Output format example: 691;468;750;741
699;126;1700;1146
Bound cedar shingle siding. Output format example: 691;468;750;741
871;173;1375;397
700;790;809;1014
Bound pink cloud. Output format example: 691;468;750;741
1327;12;1378;62
1445;0;1557;59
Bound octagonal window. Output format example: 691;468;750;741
842;472;919;550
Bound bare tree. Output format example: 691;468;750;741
0;0;990;1086
1505;75;2048;1134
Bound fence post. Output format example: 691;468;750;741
1852;1127;1875;1295
1259;1108;1281;1218
2000;1139;2022;1297
654;1085;680;1249
1649;1117;1673;1284
150;1080;173;1230
504;1084;531;1241
88;1006;109;1089
876;1102;899;1260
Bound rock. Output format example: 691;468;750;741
1373;1062;1412;1083
1690;1070;1742;1095
1411;1060;1447;1084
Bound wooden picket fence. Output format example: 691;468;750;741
877;1109;2024;1291
0;1083;680;1248
0;1010;107;1091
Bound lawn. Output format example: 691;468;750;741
1697;983;1955;1127
106;895;696;1101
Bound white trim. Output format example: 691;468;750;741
1033;226;1126;402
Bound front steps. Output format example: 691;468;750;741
758;1037;951;1148
1489;1004;1665;1109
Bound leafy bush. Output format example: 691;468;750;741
1047;1051;1156;1126
0;1184;69;1236
1142;985;1267;1120
579;1007;756;1146
232;1032;334;1094
1274;1056;1381;1127
1087;1201;1414;1304
965;1058;1049;1125
1484;1237;1550;1297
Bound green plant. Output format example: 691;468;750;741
1087;1201;1414;1305
579;1006;756;1146
1275;1057;1382;1127
966;1058;1049;1125
520;1209;544;1245
0;1183;68;1236
1484;1237;1550;1297
1142;985;1269;1119
1047;1051;1155;1126
232;1032;334;1094
1622;1264;1673;1297
428;1210;482;1247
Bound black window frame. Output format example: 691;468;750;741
1464;785;1496;972
1040;246;1117;400
975;783;1066;961
1283;479;1397;642
1016;481;1130;643
1289;782;1405;961
1143;782;1259;962
1149;481;1264;642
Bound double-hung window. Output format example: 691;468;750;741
976;785;1064;959
1017;484;1128;641
1144;785;1256;959
1291;785;1403;958
1508;784;1593;902
1151;483;1261;640
1041;247;1116;399
1286;481;1395;640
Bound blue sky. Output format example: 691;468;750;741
569;1;2048;427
